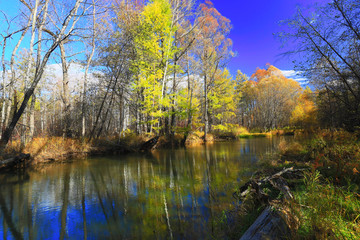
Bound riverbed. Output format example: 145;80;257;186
0;137;286;239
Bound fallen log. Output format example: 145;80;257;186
0;153;31;168
236;167;305;202
234;168;305;239
140;136;159;152
240;206;291;240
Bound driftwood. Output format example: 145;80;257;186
237;167;304;202
0;153;31;168
140;136;159;151
236;167;305;240
240;206;291;240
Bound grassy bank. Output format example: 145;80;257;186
212;125;297;140
227;130;360;239
1;126;302;167
2;134;149;165
288;131;360;239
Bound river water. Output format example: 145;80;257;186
0;137;285;239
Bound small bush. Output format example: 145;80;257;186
278;140;305;156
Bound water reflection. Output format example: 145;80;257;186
0;138;285;239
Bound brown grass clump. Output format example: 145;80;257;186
271;129;285;135
233;126;249;136
271;129;296;136
152;134;184;148
3;137;92;163
278;140;305;156
185;131;204;146
205;133;214;142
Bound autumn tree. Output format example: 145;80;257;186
195;0;233;140
290;86;317;130
243;65;302;131
209;68;236;132
0;0;241;145
131;0;177;135
234;70;249;126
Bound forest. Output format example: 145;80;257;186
0;0;321;151
0;0;358;150
0;0;359;239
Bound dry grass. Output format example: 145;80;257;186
278;140;305;156
5;137;92;163
233;126;250;135
271;129;296;136
184;132;204;146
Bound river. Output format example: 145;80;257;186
0;137;286;239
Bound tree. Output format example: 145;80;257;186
0;0;85;150
282;0;360;130
234;70;249;126
290;86;317;129
209;68;236;132
195;0;233;140
132;0;177;135
242;65;302;131
82;0;98;137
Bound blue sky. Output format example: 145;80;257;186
211;0;329;80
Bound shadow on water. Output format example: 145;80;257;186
0;137;287;239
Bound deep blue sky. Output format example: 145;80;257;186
211;0;329;78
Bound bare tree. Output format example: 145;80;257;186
282;0;360;130
0;0;84;151
82;0;97;137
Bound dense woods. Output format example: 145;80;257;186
0;0;323;151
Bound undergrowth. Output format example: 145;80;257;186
278;130;360;239
293;171;360;239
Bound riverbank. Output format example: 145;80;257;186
0;128;299;169
228;130;360;239
0;135;145;168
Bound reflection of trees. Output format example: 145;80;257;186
0;189;23;239
60;168;70;240
0;139;284;239
0;171;32;240
81;174;87;240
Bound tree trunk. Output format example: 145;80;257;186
29;94;36;140
1;38;8;134
59;42;71;137
204;74;208;141
240;206;291;240
170;54;177;139
82;0;96;137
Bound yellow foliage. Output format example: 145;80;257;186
290;87;317;129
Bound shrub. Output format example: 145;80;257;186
278;140;305;156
